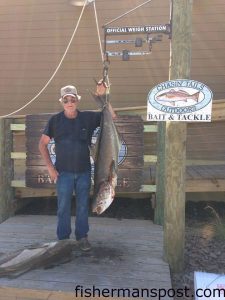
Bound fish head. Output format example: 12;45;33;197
92;182;114;215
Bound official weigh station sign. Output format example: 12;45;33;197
147;79;213;122
104;24;171;35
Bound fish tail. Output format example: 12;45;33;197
89;91;106;109
192;91;200;102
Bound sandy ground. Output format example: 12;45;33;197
172;202;225;300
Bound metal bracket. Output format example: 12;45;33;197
69;0;94;6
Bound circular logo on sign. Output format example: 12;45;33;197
148;79;213;114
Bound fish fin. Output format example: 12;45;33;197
90;122;103;162
108;160;117;188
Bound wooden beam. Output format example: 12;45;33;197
144;156;225;166
142;180;225;193
162;0;193;273
15;187;57;198
0;118;14;223
186;159;225;166
11;180;26;187
11;152;26;159
144;155;158;163
186;179;225;192
10;123;26;131
0;286;90;300
154;123;166;225
212;101;225;121
186;192;225;203
144;125;158;132
140;185;157;193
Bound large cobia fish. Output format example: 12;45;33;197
92;93;121;215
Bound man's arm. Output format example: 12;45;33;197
95;80;117;119
39;134;59;183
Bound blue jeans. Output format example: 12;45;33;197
56;171;91;241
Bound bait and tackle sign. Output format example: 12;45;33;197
147;79;213;122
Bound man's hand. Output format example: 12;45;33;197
48;166;59;184
95;79;109;96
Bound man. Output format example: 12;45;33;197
39;81;116;251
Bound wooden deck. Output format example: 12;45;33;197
0;215;172;300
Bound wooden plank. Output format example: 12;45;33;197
26;134;143;145
154;123;165;226
13;188;150;199
26;118;144;135
0;286;89;300
10;152;26;159
144;158;225;166
11;180;26;188
14;187;57;198
26;155;143;168
144;125;158;132
13;133;26;152
186;179;225;192
143;179;225;193
0;119;14;223
140;185;157;193
13;160;26;180
10;124;25;131
0;216;172;296
144;155;157;163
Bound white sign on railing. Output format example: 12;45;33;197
194;271;225;300
147;79;213;122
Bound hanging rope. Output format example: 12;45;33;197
103;0;154;27
0;0;88;118
93;1;110;91
93;1;104;62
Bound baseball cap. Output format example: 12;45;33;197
59;85;81;101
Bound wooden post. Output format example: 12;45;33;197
156;0;193;272
0;118;14;223
154;125;166;225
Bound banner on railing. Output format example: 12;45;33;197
25;114;144;192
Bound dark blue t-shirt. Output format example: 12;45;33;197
43;110;101;173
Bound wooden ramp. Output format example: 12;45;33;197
0;215;172;300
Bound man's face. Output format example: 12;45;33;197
61;95;79;112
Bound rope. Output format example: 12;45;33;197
103;0;154;27
93;1;110;90
0;0;88;118
93;1;104;62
